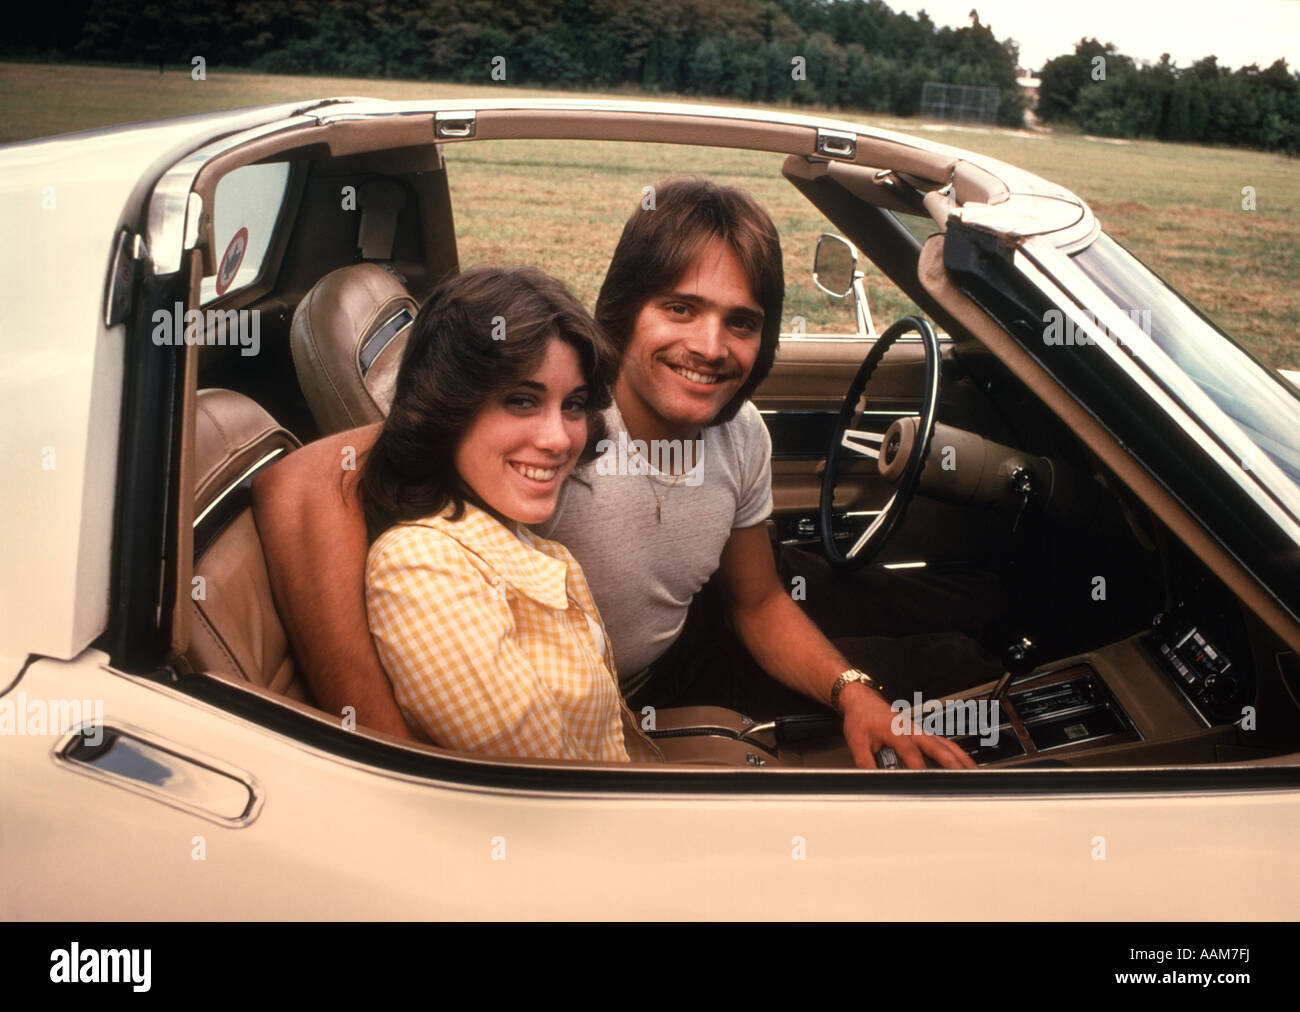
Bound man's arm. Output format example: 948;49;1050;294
250;421;416;741
716;523;975;770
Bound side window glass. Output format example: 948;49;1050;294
891;209;940;247
201;162;291;304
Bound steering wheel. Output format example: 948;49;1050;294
819;316;942;570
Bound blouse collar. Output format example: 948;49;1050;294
408;503;571;611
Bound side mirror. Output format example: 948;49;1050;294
813;234;857;298
812;233;875;340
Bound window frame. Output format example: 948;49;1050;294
200;159;307;311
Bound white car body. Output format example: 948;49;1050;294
2;98;1298;919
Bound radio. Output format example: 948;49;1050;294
1146;608;1247;725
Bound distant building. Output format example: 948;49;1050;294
1016;69;1041;105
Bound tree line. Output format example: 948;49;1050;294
8;1;1297;150
1038;39;1298;152
9;0;1026;125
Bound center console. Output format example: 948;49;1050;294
952;663;1141;765
649;610;1250;769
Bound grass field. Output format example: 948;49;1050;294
3;61;1297;368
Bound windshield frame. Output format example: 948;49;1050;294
1020;234;1300;531
1071;232;1300;489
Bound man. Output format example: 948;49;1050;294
254;178;979;769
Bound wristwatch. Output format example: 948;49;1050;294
829;667;882;713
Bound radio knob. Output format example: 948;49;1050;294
1203;673;1239;709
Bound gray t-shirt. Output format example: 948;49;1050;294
534;401;773;693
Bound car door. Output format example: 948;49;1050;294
13;647;1300;918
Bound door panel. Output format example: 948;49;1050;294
7;651;1297;918
756;337;932;409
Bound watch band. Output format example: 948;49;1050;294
829;667;880;713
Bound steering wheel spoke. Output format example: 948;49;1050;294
840;428;885;459
844;494;894;558
819;317;941;570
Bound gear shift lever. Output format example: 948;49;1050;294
989;636;1036;715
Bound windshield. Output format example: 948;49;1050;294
1074;233;1300;496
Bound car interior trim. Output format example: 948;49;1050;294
192;448;286;549
1008;247;1300;561
105;270;189;669
947;228;1300;626
358;307;414;375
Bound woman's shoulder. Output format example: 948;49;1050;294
366;512;485;579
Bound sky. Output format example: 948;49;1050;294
891;0;1300;73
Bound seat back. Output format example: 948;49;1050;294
290;263;418;433
188;388;306;697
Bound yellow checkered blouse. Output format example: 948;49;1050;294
366;502;660;763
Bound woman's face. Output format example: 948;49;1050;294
454;337;590;525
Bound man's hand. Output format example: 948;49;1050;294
839;682;976;770
718;525;978;770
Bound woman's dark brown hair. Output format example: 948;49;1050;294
594;177;784;426
358;266;617;541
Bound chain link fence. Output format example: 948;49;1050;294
920;82;1001;124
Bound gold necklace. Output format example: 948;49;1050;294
629;443;688;523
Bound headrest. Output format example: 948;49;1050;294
194;389;299;553
290;263;418;434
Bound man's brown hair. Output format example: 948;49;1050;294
594;177;784;425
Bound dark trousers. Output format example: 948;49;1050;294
626;544;1007;720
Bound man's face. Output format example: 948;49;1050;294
614;239;764;441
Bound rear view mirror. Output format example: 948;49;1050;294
813;234;857;298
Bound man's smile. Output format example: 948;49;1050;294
663;359;735;388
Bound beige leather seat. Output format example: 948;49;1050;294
188;388;308;699
290;263;418;434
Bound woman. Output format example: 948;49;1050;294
360;266;659;762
